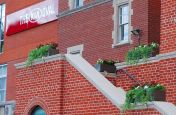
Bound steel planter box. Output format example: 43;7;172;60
95;64;116;73
152;90;166;101
48;48;59;56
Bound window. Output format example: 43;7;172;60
112;0;131;47
31;106;46;115
0;4;5;53
119;4;129;42
0;65;7;102
75;0;84;8
68;0;84;9
0;107;5;115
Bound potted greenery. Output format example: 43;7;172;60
126;42;159;65
25;42;59;67
95;59;120;73
123;82;166;111
37;42;59;56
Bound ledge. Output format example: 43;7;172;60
112;41;130;48
0;100;15;107
101;72;118;78
15;54;65;69
57;0;112;19
115;51;176;69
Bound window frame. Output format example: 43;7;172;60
68;0;84;10
74;0;84;8
112;0;132;47
0;4;5;53
0;64;7;102
118;4;129;42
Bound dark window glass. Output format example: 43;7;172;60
31;106;46;115
0;64;7;102
0;4;5;53
118;4;129;42
75;0;83;8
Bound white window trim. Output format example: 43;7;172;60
67;44;84;55
0;64;7;102
0;4;5;53
112;0;133;48
68;0;85;10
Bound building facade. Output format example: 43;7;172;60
0;0;175;115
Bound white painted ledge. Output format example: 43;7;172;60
65;54;126;109
0;101;15;107
0;101;16;115
150;101;176;115
15;54;65;69
115;51;176;69
127;101;176;115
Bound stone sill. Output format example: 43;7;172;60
15;54;65;69
0;101;15;107
100;71;118;78
125;102;156;110
115;51;176;70
112;41;130;48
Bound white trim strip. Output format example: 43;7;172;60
15;54;65;69
0;100;15;107
65;54;126;109
116;51;176;69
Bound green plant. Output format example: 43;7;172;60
123;82;165;111
25;42;58;67
96;59;120;65
126;42;159;65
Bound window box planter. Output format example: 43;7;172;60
48;47;59;56
151;90;166;101
123;83;166;111
126;42;159;65
95;63;116;73
25;42;59;67
151;47;159;57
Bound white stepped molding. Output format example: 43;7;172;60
115;51;176;69
150;101;176;115
65;54;176;114
65;54;126;109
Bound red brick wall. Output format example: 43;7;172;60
58;0;160;64
16;60;161;115
16;61;65;115
62;61;160;115
59;0;69;12
160;0;176;54
84;0;97;5
1;0;161;103
148;0;161;44
58;0;96;12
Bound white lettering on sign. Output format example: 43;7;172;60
6;0;58;36
20;5;55;25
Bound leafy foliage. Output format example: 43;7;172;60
126;42;159;65
25;42;58;67
123;83;165;111
96;59;120;65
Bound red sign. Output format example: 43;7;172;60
6;0;58;36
